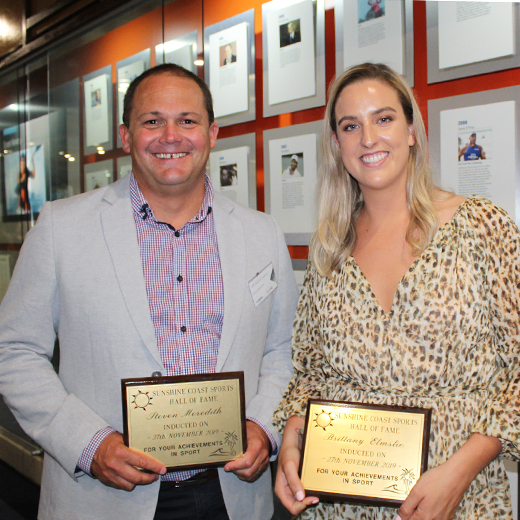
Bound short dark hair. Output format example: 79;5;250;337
122;63;215;127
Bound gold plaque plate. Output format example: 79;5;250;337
122;372;247;471
300;400;431;506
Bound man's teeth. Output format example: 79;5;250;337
361;152;388;163
154;153;188;159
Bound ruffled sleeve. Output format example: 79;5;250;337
470;199;520;460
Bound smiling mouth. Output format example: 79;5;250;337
154;153;188;159
361;152;388;164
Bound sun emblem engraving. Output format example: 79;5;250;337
132;390;152;411
313;409;334;430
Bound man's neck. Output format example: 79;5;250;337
137;179;206;230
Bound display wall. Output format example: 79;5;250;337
0;0;519;506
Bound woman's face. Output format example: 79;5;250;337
333;79;415;196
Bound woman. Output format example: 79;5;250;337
16;151;35;212
273;63;520;519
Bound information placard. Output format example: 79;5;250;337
300;400;430;506
122;372;247;470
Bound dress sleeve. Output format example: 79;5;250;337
472;202;520;460
272;264;328;432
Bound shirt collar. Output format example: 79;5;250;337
130;173;214;227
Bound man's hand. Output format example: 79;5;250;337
91;432;166;491
223;421;270;482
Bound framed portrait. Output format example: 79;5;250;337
335;0;414;86
83;66;113;155
208;133;256;209
156;31;198;74
116;50;150;148
428;87;520;225
204;10;255;127
426;2;520;84
84;159;113;192
262;0;325;117
1;113;53;222
264;120;322;245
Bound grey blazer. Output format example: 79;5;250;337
0;174;299;520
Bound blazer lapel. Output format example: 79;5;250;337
100;177;162;366
213;194;247;371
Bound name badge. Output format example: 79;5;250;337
249;263;277;307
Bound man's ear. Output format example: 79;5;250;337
119;124;131;153
209;122;219;149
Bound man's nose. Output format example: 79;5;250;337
161;121;181;143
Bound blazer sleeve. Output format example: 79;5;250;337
0;202;111;478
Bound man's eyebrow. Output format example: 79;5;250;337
138;111;202;118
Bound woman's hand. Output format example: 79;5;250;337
275;415;319;514
395;462;469;520
396;433;502;520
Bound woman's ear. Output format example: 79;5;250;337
408;125;415;147
332;132;340;147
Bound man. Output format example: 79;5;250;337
282;155;302;179
0;64;298;520
459;132;486;161
222;44;236;66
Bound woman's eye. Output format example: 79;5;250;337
379;116;393;123
344;124;358;132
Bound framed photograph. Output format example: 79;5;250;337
117;155;132;180
204;10;255;127
208;133;256;209
156;31;198;74
262;0;325;117
335;0;414;86
426;2;520;84
83;66;113;155
1;113;51;222
116;50;150;148
292;258;308;293
264;120;321;245
84;159;113;192
428;87;520;225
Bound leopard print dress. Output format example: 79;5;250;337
273;196;520;519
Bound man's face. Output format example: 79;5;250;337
225;45;232;60
290;159;298;171
288;22;294;34
120;73;218;198
469;134;476;146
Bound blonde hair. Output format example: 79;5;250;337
310;63;440;277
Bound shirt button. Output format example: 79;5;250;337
180;326;187;332
177;275;183;282
151;371;162;377
174;231;180;237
